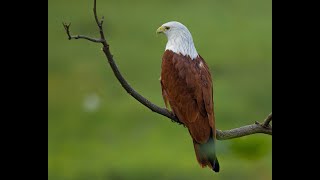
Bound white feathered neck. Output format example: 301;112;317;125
162;21;198;60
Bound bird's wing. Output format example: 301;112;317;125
198;55;215;130
160;79;170;110
161;50;214;143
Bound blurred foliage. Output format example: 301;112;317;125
49;0;272;179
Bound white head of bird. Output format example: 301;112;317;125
157;21;198;60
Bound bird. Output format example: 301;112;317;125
156;21;219;172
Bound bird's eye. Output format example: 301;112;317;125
165;26;170;30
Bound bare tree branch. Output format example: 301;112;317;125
62;23;104;43
216;112;272;140
93;0;106;42
62;0;272;140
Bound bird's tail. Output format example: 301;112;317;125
192;131;220;172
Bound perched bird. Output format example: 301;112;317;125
157;21;219;172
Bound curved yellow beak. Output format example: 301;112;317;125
156;26;166;34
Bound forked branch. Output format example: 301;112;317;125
62;22;105;43
62;0;272;140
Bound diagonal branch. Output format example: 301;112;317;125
262;113;272;127
62;0;271;140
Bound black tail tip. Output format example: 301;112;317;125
211;158;220;172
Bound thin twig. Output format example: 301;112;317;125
62;22;104;43
263;113;272;127
93;0;106;45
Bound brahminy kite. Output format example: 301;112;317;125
157;21;219;172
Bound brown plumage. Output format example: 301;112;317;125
160;50;219;172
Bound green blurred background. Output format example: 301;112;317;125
48;0;272;179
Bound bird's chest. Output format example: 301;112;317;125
161;58;196;98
